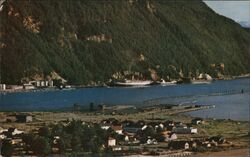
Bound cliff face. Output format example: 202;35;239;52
1;0;250;84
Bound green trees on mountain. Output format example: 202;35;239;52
1;0;249;85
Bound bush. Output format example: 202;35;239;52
1;140;14;156
31;136;51;155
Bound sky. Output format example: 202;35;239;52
204;1;250;26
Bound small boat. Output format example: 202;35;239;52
159;79;177;86
192;73;213;84
114;80;152;86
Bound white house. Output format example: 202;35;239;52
170;133;178;140
0;134;6;139
184;142;189;150
101;123;111;130
0;84;6;90
147;138;157;145
12;129;23;135
190;128;198;134
108;137;116;146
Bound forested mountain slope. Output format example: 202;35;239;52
1;0;250;85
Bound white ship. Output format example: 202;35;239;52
191;80;212;84
114;79;152;86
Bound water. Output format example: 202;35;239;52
0;78;249;121
185;93;249;121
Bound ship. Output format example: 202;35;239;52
113;79;152;86
191;79;212;84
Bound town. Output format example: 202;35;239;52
0;103;248;156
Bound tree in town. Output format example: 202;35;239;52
38;126;51;138
31;136;51;156
1;140;14;156
71;136;81;152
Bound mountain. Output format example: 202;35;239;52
1;0;250;85
238;21;250;28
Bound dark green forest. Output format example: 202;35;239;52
1;0;250;85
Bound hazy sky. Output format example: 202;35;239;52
204;1;250;23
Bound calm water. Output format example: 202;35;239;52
0;78;249;121
185;93;249;121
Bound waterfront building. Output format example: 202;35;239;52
0;84;6;90
48;80;53;87
23;84;35;90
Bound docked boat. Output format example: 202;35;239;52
158;79;177;86
113;80;152;86
191;73;213;84
191;80;212;84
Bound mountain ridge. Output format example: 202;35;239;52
0;0;250;85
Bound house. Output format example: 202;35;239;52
172;127;197;134
15;115;33;123
6;115;16;122
169;133;178;140
35;81;41;87
190;128;198;134
161;130;171;140
11;138;22;145
163;132;177;141
0;134;6;139
48;80;53;87
125;135;129;142
0;127;7;134
98;104;106;111
108;137;116;146
146;137;157;145
41;81;45;87
23;84;35;90
31;80;53;87
184;142;190;149
101;123;112;130
123;127;142;134
192;118;204;125
0;115;6;122
12;128;23;135
111;125;123;134
0;84;6;90
123;120;145;134
7;85;23;90
147;122;164;130
169;141;196;150
124;134;139;144
209;135;225;144
112;146;122;151
164;120;175;127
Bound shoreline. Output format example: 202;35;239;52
1;75;250;94
190;148;249;157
